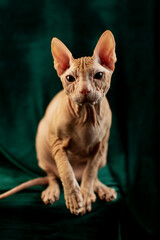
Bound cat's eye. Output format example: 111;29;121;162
94;72;103;80
66;75;75;82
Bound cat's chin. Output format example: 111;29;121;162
82;102;95;107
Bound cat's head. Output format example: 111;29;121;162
51;30;116;106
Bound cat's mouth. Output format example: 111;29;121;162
73;95;101;106
70;90;103;106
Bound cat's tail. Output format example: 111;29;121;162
0;177;48;199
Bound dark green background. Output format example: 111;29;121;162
0;0;158;239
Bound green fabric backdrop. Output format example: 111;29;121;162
0;0;158;239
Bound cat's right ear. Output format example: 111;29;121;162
51;38;73;76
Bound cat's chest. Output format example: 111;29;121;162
77;122;102;144
67;118;107;156
55;101;110;156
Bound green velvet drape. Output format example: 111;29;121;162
0;0;158;239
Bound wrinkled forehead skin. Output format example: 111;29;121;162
71;56;95;75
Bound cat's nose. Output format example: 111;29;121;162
79;88;91;96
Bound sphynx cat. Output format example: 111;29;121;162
0;30;117;215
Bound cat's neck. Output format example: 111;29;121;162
68;97;101;126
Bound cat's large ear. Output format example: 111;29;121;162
93;30;117;71
51;38;73;76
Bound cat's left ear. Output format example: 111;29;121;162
93;30;117;71
51;38;73;76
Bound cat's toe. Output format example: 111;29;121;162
95;179;117;202
80;189;96;215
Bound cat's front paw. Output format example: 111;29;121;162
80;188;96;215
64;186;83;215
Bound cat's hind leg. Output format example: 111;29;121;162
41;174;60;205
94;178;117;202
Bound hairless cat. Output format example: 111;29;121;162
0;30;117;215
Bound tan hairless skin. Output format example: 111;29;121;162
0;30;117;215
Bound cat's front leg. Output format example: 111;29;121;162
80;142;101;215
80;132;110;214
49;134;83;215
80;134;117;214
